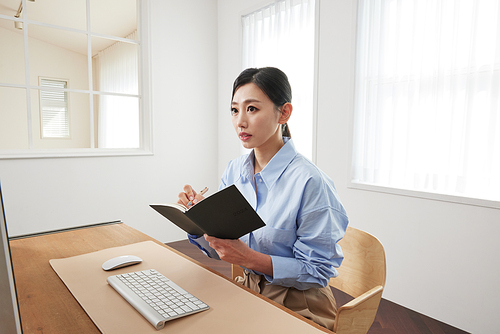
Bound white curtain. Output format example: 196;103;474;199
242;0;316;160
95;31;139;148
352;0;500;202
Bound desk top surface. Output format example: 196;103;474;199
10;223;330;334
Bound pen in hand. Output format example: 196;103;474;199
187;187;208;207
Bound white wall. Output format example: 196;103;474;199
217;1;499;333
0;0;219;244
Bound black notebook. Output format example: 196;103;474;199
150;185;265;239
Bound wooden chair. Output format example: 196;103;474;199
231;226;386;334
331;226;386;333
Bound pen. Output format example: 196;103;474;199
187;187;208;207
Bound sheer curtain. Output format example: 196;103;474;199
94;31;139;148
242;0;316;160
352;0;500;202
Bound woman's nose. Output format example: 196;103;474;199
236;113;247;128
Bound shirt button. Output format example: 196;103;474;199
259;179;263;182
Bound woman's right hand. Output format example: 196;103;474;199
177;184;206;208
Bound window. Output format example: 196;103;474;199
0;0;151;158
94;30;139;148
352;0;500;205
241;0;316;161
40;78;70;139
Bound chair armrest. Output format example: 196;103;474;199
231;263;245;280
333;285;384;334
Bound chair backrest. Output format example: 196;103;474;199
329;226;386;298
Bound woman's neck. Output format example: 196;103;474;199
253;135;285;174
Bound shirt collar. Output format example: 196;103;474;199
241;151;255;182
257;137;297;190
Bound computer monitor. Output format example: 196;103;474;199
0;182;23;333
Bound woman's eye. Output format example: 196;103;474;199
231;108;238;115
248;106;257;112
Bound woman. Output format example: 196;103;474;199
178;67;348;330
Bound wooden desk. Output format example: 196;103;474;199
10;222;330;334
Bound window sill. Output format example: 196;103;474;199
349;181;500;210
0;148;154;160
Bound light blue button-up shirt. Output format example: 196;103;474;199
215;138;348;290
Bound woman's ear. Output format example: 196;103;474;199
279;103;293;124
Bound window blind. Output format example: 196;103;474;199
40;79;69;138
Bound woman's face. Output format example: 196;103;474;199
231;83;282;151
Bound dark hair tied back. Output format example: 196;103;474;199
232;67;292;138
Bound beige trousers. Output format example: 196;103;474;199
236;270;336;330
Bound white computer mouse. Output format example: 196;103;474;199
102;255;143;271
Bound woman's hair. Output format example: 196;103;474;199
232;67;292;138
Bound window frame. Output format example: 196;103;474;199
0;0;153;159
348;181;500;210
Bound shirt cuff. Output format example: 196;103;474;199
266;255;328;290
187;234;220;260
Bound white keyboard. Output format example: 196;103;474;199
107;269;209;330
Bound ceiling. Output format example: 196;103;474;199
0;0;137;55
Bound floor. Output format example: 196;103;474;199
167;239;470;334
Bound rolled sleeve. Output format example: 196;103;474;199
266;256;327;289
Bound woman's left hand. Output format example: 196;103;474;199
204;234;273;276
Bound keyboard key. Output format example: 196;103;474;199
186;302;199;310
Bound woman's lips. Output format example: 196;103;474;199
239;132;252;141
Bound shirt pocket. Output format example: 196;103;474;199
256;226;296;256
